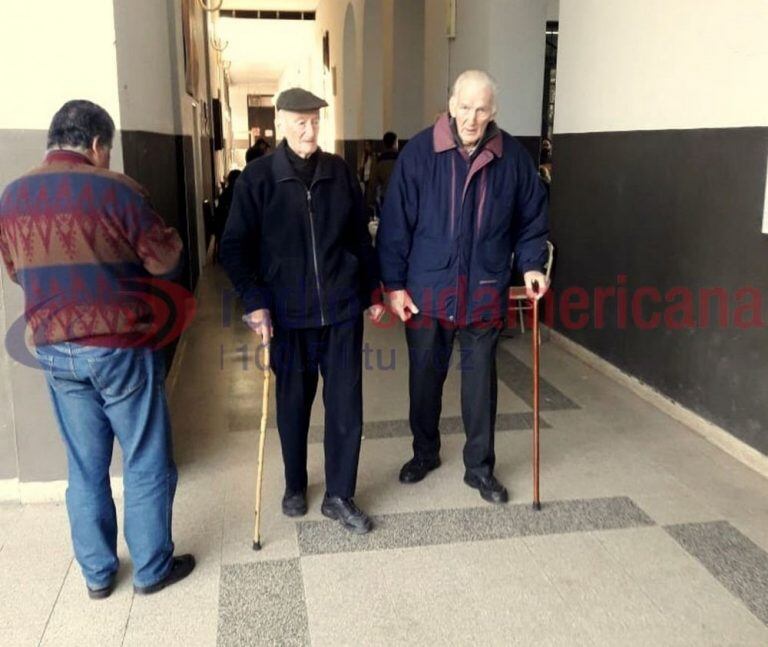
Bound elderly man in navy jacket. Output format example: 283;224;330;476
377;70;550;503
221;88;384;533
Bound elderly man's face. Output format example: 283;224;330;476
281;110;320;158
449;80;495;148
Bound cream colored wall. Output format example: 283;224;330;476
422;0;547;137
0;1;121;133
314;0;367;146
113;0;177;134
0;0;126;486
555;0;768;134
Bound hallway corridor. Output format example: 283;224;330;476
2;265;768;646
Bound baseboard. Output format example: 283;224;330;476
0;478;20;502
0;477;124;503
548;327;768;480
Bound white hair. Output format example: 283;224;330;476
450;70;498;115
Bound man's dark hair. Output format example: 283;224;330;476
245;138;271;164
47;100;115;150
382;131;398;149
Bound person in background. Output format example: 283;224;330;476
245;137;271;164
539;137;553;185
366;130;399;218
213;169;241;263
359;141;374;194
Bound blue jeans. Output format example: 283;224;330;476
35;343;177;589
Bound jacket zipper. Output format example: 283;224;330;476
305;186;327;326
452;156;472;324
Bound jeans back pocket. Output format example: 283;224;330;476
87;348;148;398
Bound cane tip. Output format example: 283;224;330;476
252;541;262;551
532;501;542;511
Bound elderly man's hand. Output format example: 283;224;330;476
388;289;420;322
523;271;549;300
243;308;273;346
367;303;386;322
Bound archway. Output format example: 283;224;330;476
341;3;360;141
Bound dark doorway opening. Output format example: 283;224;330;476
247;94;276;150
539;21;558;186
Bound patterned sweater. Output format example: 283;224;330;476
0;150;183;346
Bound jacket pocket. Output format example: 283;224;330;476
410;237;453;272
480;239;512;273
262;260;280;284
327;251;359;289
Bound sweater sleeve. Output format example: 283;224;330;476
0;224;18;283
133;197;183;277
113;180;183;277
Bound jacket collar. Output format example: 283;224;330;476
432;113;503;158
273;140;334;183
44;149;94;166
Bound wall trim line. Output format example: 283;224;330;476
553;125;768;137
1;477;125;504
0;478;19;502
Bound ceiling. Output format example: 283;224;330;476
216;15;315;85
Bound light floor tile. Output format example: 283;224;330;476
39;558;133;647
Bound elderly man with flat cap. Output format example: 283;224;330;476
221;88;384;534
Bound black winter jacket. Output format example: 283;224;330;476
221;142;380;329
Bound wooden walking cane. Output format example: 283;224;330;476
531;281;541;511
252;343;271;550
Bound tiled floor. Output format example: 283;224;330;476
2;266;768;646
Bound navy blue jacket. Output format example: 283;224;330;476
377;115;549;325
220;142;379;329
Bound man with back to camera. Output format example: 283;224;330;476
0;100;194;598
220;88;385;534
377;70;550;503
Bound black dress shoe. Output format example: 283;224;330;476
282;488;308;517
134;554;196;595
321;495;373;534
399;456;441;483
463;473;509;504
87;577;116;600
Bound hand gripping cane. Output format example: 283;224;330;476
252;343;271;550
531;281;541;511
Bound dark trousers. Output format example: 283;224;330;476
405;315;501;478
271;316;363;498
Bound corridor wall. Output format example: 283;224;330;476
0;0;125;495
423;0;549;160
0;0;212;497
551;0;768;453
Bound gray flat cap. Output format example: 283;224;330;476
275;87;328;112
